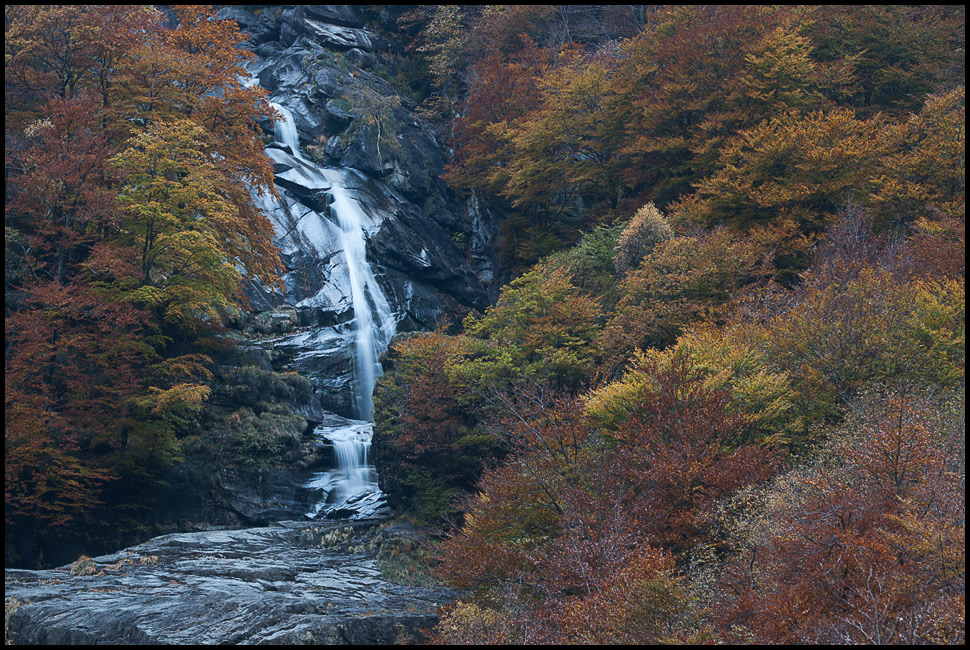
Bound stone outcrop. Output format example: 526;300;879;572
5;521;454;645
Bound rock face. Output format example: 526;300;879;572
5;521;454;645
223;5;500;420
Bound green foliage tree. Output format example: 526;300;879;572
109;119;255;332
613;202;674;275
540;222;623;307
461;267;603;392
602;227;771;368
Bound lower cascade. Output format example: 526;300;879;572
305;417;384;520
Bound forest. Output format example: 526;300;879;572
5;4;966;645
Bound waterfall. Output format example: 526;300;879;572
268;101;396;417
270;102;304;160
303;419;382;519
265;101;396;518
322;169;397;420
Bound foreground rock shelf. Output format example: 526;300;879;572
5;521;453;645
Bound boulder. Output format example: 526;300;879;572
304;5;367;28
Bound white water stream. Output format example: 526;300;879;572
267;101;396;517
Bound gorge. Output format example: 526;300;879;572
5;5;495;643
7;4;966;645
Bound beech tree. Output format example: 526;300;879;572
601;226;771;367
715;386;965;644
109;119;269;332
444;45;546;196
673;87;965;273
765;212;965;427
460;267;603;392
803;5;965;119
5;4;281;545
372;328;495;522
609;350;782;551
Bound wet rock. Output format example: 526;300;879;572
303;19;374;51
339;124;391;175
312;67;347;101
5;522;455;645
304;6;366;28
255;326;370;419
214;6;261;30
218;470;324;523
251;308;299;335
241;5;501;331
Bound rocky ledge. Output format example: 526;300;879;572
5;521;453;645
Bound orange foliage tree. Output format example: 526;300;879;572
5;5;281;544
373;328;496;522
434;353;782;642
714;385;965;644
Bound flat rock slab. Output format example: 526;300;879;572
5;521;453;645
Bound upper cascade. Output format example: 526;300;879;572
270;101;304;160
259;101;398;420
323;166;397;420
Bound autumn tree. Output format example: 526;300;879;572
372;328;496;523
615;5;799;205
613;202;673;275
714;385;965;644
672;108;886;236
868;86;966;225
444;44;547;197
587;321;798;446
4;5;156;117
5;283;139;527
540;222;623;307
108;119;266;332
601;227;771;368
803;5;966;119
498;45;627;255
673;87;964;277
5;4;282;562
901;216;966;281
434;358;775;642
606;350;782;551
460;267;603;392
6;94;115;287
374;269;604;523
734;24;822;120
766;212;965;426
435;395;594;592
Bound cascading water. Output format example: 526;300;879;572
322;169;397;420
264;101;396;518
